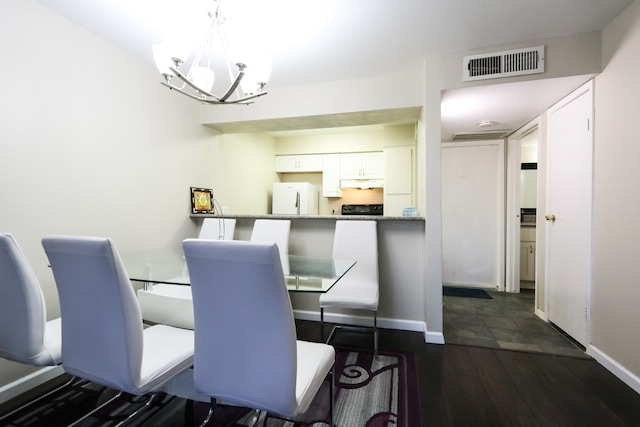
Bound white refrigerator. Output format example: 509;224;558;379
272;182;318;215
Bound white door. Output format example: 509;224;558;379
546;81;593;347
441;140;505;289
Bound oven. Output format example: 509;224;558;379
341;204;383;216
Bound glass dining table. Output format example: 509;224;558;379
121;248;355;293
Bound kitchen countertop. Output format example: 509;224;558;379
191;214;424;222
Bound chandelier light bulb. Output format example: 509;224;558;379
240;56;272;95
190;66;215;93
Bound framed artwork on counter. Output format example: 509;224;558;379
190;187;215;214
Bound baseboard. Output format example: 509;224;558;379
293;309;428;334
588;345;640;395
425;331;445;344
0;365;64;405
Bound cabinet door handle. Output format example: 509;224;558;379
529;245;533;254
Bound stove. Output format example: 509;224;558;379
341;204;383;216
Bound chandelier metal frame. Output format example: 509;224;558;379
157;1;268;105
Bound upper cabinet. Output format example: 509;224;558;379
383;146;414;216
340;152;384;179
275;154;323;173
322;154;342;197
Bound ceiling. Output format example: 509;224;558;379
37;0;632;139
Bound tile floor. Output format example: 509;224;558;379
443;288;588;358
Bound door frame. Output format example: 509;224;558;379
505;118;541;294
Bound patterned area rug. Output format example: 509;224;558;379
1;348;421;427
226;347;422;427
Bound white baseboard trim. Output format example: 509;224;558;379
425;331;445;344
534;308;546;321
588;345;640;395
0;365;65;405
292;309;442;343
293;309;426;332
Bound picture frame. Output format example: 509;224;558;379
190;187;215;214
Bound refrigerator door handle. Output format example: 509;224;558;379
295;191;300;215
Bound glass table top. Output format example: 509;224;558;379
121;248;355;293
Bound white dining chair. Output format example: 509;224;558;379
0;233;67;423
183;238;335;426
250;219;291;274
42;235;195;424
198;218;236;240
320;220;379;354
0;233;61;367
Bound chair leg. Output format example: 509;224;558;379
66;390;124;427
374;311;379;356
0;375;79;424
113;392;172;427
197;398;216;427
329;369;335;427
324;309;378;355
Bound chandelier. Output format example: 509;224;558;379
152;0;271;105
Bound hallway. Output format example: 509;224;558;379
443;289;587;358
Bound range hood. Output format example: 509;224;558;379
340;179;384;189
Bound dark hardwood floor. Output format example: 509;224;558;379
2;320;640;426
311;320;640;427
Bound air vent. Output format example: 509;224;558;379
449;130;512;141
463;46;544;82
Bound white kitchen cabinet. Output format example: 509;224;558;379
384;146;414;216
322;154;342;197
520;227;536;281
275;154;323;173
339;152;384;179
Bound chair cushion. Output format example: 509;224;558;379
294;340;335;416
319;281;379;311
137;325;195;394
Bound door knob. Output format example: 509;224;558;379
545;214;556;222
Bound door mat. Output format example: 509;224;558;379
443;286;493;299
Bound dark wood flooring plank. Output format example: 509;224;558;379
6;320;640;427
467;346;534;419
558;356;640;425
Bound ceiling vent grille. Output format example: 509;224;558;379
463;46;544;82
449;130;512;142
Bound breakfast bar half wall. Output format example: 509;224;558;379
191;214;428;340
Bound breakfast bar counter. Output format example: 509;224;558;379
190;214;427;338
190;214;424;221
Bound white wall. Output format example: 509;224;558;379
591;0;640;388
275;129;384;154
0;0;215;386
209;132;278;214
200;70;425;127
